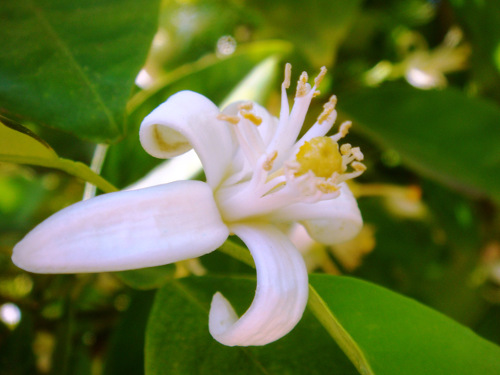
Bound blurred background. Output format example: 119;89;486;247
1;0;499;373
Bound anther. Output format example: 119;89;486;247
317;95;338;124
340;143;352;155
217;113;240;125
283;63;292;89
352;162;367;172
238;102;253;111
314;66;327;88
339;121;352;137
263;151;278;171
351;147;364;161
296;71;309;97
241;111;262;126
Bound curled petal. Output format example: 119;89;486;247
269;183;362;245
13;181;229;273
140;91;236;188
209;223;308;346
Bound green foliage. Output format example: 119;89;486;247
0;0;160;143
339;84;500;201
1;0;500;374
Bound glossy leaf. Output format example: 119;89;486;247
145;276;357;375
0;119;117;193
0;0;160;143
309;274;500;375
339;85;500;200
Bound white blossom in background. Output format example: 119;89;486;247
12;64;365;346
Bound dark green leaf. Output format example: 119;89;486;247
339;85;500;200
115;264;175;290
0;0;160;142
146;276;357;375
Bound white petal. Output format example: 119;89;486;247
269;183;363;245
209;223;308;346
140;91;236;188
13;181;229;273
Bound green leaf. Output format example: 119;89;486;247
0;0;160;143
115;264;175;290
247;0;362;67
339;85;500;200
145;276;357;375
309;274;500;375
0;119;117;193
104;291;156;375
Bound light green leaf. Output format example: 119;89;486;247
145;276;357;375
339;85;500;201
0;0;160;143
309;274;500;375
0;119;117;193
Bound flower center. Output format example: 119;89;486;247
294;137;342;178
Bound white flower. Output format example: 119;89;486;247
12;64;365;346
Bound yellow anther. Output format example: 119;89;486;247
317;95;338;124
283;63;292;89
238;102;253;111
241;111;262;125
338;121;352;137
352;161;367;172
340;143;352;155
217;113;240;125
263;151;278;171
351;147;364;161
296;71;309;97
316;180;339;194
295;136;343;178
314;66;327;88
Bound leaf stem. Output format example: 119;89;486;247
83;143;109;200
0;154;118;194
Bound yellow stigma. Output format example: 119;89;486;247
295;137;343;178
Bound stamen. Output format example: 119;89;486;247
283;63;292;89
296;72;309;97
352;162;367;172
217;113;240;125
331;121;352;142
238;102;253;111
263;151;278;171
340;143;352;155
314;66;328;88
317;95;338;124
240;111;263;126
351;147;364;161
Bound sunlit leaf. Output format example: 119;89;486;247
0;0;160;143
0;119;117;193
309;274;500;375
339;85;500;201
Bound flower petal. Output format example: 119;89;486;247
140;91;236;188
209;223;308;346
269;183;363;245
12;181;229;273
